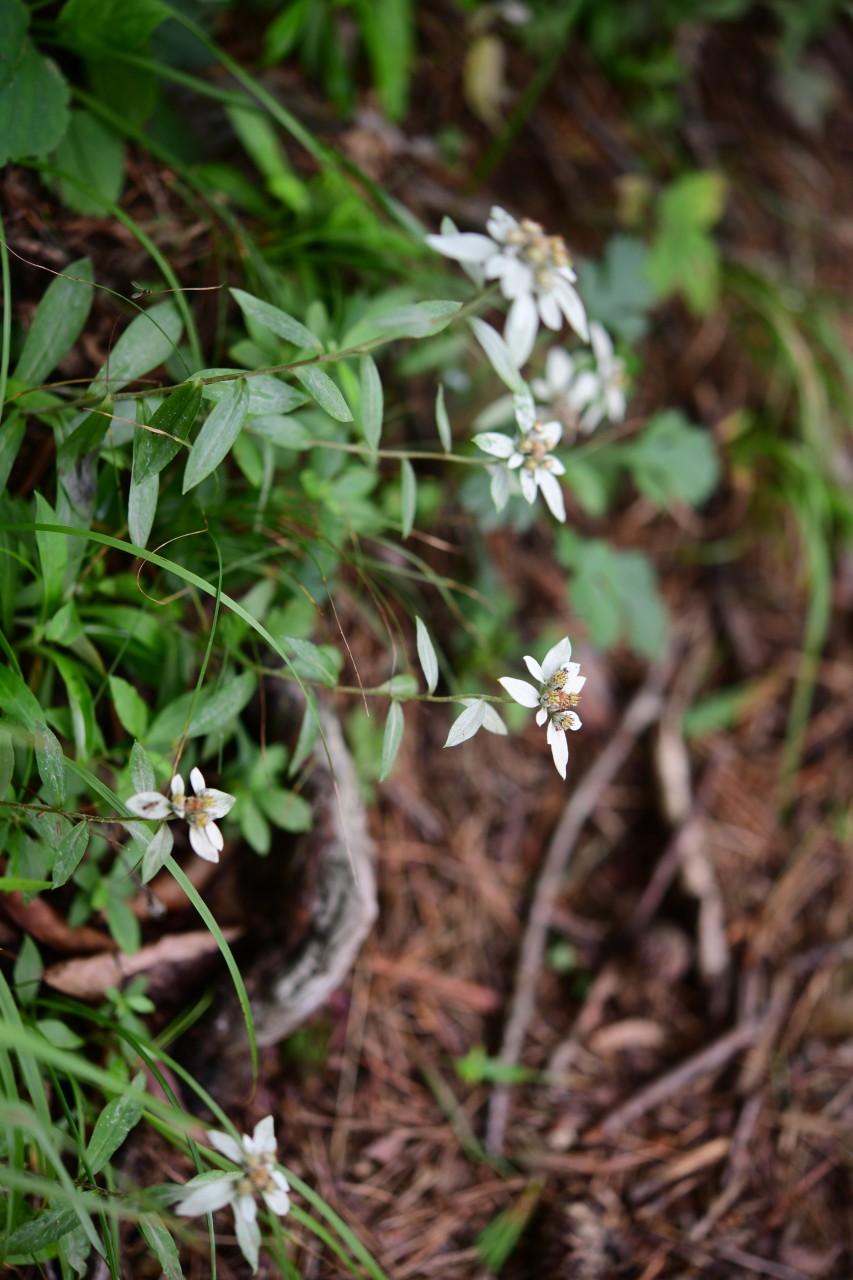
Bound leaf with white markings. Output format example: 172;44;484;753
444;700;486;748
230;288;323;351
294;366;353;422
142;824;173;883
415;617;439;693
380;701;404;781
52;823;89;888
183;380;250;492
85;1073;145;1173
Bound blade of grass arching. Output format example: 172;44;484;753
163;857;258;1084
470;0;584;187
0;1042;24;1258
25;162;201;372
284;1171;389;1280
779;464;832;807
0;213;11;421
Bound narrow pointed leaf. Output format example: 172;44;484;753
379;701;404;781
52;822;89;888
141;823;173;883
13;257;94;386
88;302;182;397
435;382;452;452
469;317;525;393
401;457;416;539
183;380;250;492
444;699;486;748
294;366;353;422
230;288;322;351
415;617;439;693
133;380;203;483
85;1073;145;1173
358;354;383;452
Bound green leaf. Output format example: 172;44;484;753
358;354;383;453
379;701;404;781
444;700;486;748
435;383;452;452
0;726;13;796
50;651;97;759
257;788;313;833
52;822;89;887
0;665;43;726
141;823;173;883
37;1018;85;1049
87;302;183;398
659;172;727;232
13;933;42;1005
414;617;438;693
108;675;149;739
132;380;203;483
279;636;341;687
5;1206;80;1257
0;412;25;497
57;0;167;55
104;892;141;955
52;110;123;216
374;673;418;697
575;235;654;344
183;379;250;492
468;317;524;393
248;415;310;449
294;366;353;422
200;370;307;415
400;457;416;538
360;0;413;120
0;667;66;804
146;671;256;747
343;300;461;346
34;492;68;612
13;256;94;385
621;410;720;507
36;725;66;807
130;742;156;794
558;534;668;659
230;288;322;351
127;469;158;549
0;40;70;166
138;1215;185;1280
85;1073;146;1174
0;0;28;94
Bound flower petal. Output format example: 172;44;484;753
536;707;547;727
522;655;544;682
199;788;236;820
175;1174;239;1217
540;637;573;681
189;767;205;794
233;1194;261;1275
537;468;566;521
488;463;512;512
537;289;562;330
473;431;516;459
517;466;537;503
125;792;173;821
590;321;613;362
504;294;538;366
553;277;589;341
548;725;569;780
188;821;223;863
494;256;534;299
208;1130;244;1163
263;1173;291;1218
425;232;497;263
545;346;575;393
498;676;540;708
170;774;185;800
535;419;563;450
486;206;518;241
245;1115;276;1156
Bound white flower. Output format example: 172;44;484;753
579;323;628;432
176;1115;290;1274
531;327;627;435
125;766;235;863
473;388;567;521
498;637;584;779
426;206;588;365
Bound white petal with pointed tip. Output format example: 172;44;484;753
547;722;569;779
473;431;516;459
505;294;538;366
176;1173;239;1217
189;821;223;862
498;676;540;707
537;469;566;521
208;1130;244;1163
522;655;544;682
540;637;573;680
425;232;497;262
125;792;173;820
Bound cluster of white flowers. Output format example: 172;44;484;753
532;323;627;437
427;206;588;365
126;766;235;862
498;637;585;780
473;389;567;521
175;1115;290;1274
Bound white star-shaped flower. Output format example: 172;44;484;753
125;766;235;863
473;389;567;520
426;206;588;365
176;1116;290;1274
498;637;584;779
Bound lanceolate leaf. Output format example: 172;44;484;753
435;383;452;452
85;1074;146;1174
379;701;404;781
400;458;416;539
133;380;203;484
415;617;439;693
182;379;251;492
469;317;524;393
13;257;94;385
358;354;383;452
230;287;323;351
444;700;486;748
52;822;89;888
87;302;183;397
294;366;353;422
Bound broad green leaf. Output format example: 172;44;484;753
52;110;123;216
0;667;66;804
360;0;413;120
182;379;250;492
558;533;668;659
5;1207;80;1256
0;40;70;166
374;673;418;697
444;700;486;747
226;103;309;213
257;788;313;832
141;823;173;883
469;317;524;393
58;0;166;54
288;691;320;776
379;701;404;781
0;665;42;726
414;617;438;693
104;891;141;954
0;411;25;497
146;671;256;746
294;366;353;422
139;1215;185;1280
344;300;461;347
133;380;203;483
87;302;183;398
358;354;383;452
200;370;307;415
248;415;310;449
37;1018;85;1049
130;741;156;793
85;1073;146;1173
36;725;66;807
575;235;654;344
400;457;416;538
0;0;28;94
659;172;727;231
621;410;720;507
108;675;149;739
435;383;452;452
230;288;322;351
34;492;68;612
13;933;42;1005
52;822;89;887
13;256;94;385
